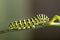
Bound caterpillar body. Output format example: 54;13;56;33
9;14;49;30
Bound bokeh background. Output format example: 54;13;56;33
0;0;60;40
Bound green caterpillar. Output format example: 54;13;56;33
9;14;49;30
0;14;60;34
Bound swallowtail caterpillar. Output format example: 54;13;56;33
9;14;49;30
0;14;60;34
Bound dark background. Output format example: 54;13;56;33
31;0;60;40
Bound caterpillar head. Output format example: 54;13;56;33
37;14;49;23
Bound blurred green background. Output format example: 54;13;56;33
0;0;60;40
0;0;33;40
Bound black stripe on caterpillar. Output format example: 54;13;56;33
9;14;49;30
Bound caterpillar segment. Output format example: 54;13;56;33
30;18;36;28
40;14;49;23
9;14;49;30
25;19;30;28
